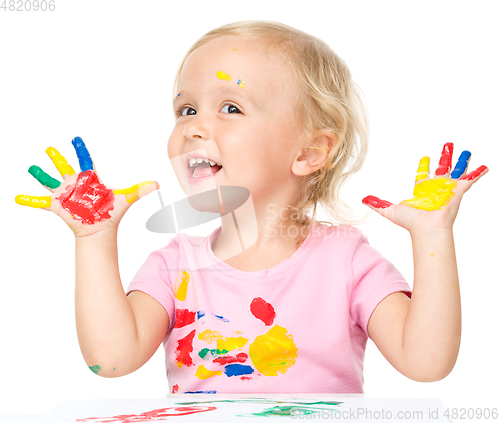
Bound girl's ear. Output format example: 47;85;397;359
291;130;336;176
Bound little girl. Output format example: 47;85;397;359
16;20;488;394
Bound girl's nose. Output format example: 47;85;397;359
182;116;211;141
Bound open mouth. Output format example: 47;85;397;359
187;157;223;179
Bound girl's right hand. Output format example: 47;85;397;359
15;137;159;237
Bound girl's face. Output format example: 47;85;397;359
168;35;307;204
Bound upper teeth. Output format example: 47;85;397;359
189;158;221;167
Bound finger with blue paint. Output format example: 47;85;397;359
72;136;94;172
450;150;471;179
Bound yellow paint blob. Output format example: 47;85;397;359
198;329;223;344
46;147;76;177
174;271;190;301
400;177;456;211
216;71;232;81
15;195;51;208
195;365;222;379
249;325;298;376
113;181;156;204
217;336;248;352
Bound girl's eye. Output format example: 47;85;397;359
221;104;241;114
179;107;196;116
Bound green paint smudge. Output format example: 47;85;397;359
89;365;102;374
28;165;61;189
238;405;330;417
176;398;343;406
198;348;229;360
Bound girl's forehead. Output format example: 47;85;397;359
179;36;293;91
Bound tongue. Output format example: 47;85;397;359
193;162;221;177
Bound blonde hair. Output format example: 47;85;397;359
173;20;369;243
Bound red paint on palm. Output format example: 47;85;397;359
435;143;454;176
362;195;392;209
250;297;276;326
57;170;114;224
174;309;196;328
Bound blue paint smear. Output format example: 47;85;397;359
450;150;471;179
224;364;254;377
185;390;217;394
72;136;93;172
213;313;229;322
197;311;205;319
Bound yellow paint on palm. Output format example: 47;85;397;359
198;329;223;344
400;177;457;211
174;271;190;301
46;147;75;177
15;195;51;208
249;325;298;376
415;156;430;182
217;336;248;352
113;181;155;204
195;365;222;379
216;71;232;81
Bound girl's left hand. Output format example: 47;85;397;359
362;143;488;235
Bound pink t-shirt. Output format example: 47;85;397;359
126;223;411;394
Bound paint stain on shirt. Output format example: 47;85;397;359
198;329;223;344
217;336;248;352
175;309;196;328
174;271;190;301
224;363;254;377
175;329;196;368
213;352;248;365
250;297;276;326
249;325;298;376
195;364;222;379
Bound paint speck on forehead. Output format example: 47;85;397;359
232;48;238;51
216;70;232;81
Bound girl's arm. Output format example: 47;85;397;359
75;229;169;378
363;144;488;381
16;138;165;377
367;229;460;382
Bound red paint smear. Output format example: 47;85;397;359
460;165;488;181
56;170;114;224
362;195;392;209
172;384;180;393
174;309;196;328
241;376;252;380
250;297;276;325
175;329;196;367
213;352;248;365
76;406;216;422
435;143;454;176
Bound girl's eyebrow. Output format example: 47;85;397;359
173;86;253;106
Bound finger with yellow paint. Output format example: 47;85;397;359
15;194;51;209
46;147;76;178
414;156;430;184
113;181;159;204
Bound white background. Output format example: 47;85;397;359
1;0;499;419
